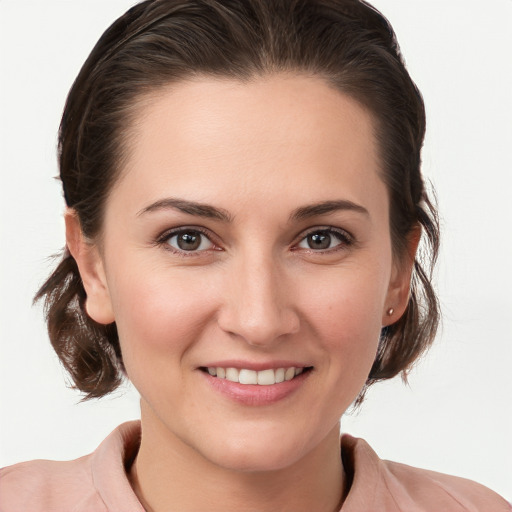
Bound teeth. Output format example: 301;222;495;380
239;369;258;385
257;369;275;386
284;367;295;381
225;367;239;382
207;366;306;385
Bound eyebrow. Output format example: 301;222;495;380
290;200;369;221
137;197;368;223
137;198;232;222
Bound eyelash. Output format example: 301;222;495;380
293;227;354;253
155;227;218;257
155;226;354;256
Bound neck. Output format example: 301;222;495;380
129;406;345;512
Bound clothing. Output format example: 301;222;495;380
0;421;509;512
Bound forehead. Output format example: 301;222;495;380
112;74;386;220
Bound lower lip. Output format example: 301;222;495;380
201;370;311;406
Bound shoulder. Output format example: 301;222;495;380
381;458;511;511
0;455;106;512
341;434;511;512
0;421;142;512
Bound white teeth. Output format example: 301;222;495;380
257;369;276;386
208;366;307;385
225;367;239;382
284;367;296;381
239;369;258;385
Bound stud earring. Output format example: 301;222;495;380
387;307;394;316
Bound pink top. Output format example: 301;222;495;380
1;421;510;511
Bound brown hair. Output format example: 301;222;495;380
35;0;440;401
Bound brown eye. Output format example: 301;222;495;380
297;229;351;251
167;230;213;252
306;232;332;250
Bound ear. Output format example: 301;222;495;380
65;209;115;325
382;225;421;326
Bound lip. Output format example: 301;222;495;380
200;365;312;406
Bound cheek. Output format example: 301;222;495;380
298;262;388;369
107;263;217;372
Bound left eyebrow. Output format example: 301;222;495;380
290;200;369;222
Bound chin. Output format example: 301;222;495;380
206;441;304;473
189;421;323;473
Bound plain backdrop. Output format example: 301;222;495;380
1;0;511;500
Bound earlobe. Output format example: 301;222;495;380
65;209;115;325
383;225;421;326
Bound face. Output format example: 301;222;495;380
74;74;412;472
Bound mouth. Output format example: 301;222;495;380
200;366;313;385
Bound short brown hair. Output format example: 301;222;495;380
36;0;440;401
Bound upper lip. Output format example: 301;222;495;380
199;360;312;371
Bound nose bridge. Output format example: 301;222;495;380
218;247;299;345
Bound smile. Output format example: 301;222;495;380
202;367;311;385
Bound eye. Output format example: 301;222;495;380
296;228;351;251
165;229;214;252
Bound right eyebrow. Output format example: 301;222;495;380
136;198;233;222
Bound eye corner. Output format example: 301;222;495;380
293;226;355;253
155;226;220;255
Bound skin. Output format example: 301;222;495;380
67;74;416;512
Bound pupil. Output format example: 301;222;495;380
178;232;200;250
308;232;331;250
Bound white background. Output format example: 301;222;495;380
1;0;511;500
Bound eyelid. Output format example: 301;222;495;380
155;226;221;255
154;224;354;256
292;226;354;251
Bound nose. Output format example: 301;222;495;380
217;253;300;347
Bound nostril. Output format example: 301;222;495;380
217;307;300;347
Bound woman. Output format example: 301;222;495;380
0;0;510;510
